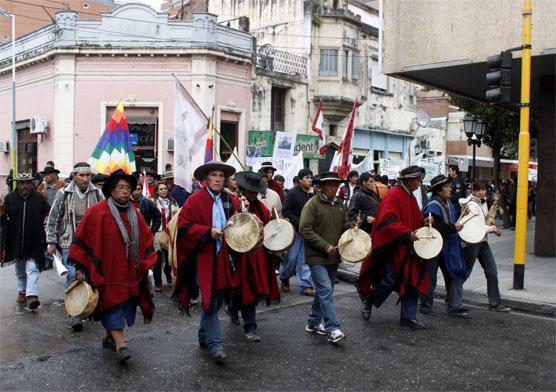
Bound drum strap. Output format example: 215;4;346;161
428;200;452;224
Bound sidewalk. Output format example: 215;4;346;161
337;218;556;316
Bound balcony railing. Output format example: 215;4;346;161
256;45;307;78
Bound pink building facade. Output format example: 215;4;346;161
0;4;253;181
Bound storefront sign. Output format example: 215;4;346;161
248;131;274;156
294;134;320;159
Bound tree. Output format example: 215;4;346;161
449;95;521;186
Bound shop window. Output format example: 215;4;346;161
319;49;338;77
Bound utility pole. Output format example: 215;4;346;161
513;0;532;289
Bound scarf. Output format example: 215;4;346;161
158;197;172;227
108;197;140;266
206;188;226;254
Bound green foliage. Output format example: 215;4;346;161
449;95;519;158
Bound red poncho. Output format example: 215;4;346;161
174;188;240;311
234;200;280;305
68;200;157;320
357;185;429;299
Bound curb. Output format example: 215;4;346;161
336;268;556;318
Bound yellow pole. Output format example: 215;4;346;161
513;0;532;289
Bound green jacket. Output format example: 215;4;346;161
299;193;351;265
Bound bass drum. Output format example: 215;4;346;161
224;212;264;253
458;210;487;244
64;280;99;319
263;219;295;252
413;226;443;261
337;228;372;263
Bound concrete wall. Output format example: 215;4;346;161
383;0;556;74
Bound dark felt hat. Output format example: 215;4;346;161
319;172;343;183
259;162;277;172
193;161;236;181
91;173;109;185
102;169;138;198
236;171;268;193
42;166;60;175
428;174;451;193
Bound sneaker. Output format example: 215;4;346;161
361;304;372;321
301;287;315;296
281;281;290;293
25;297;40;311
305;323;326;335
327;329;345;343
489;304;511;312
245;332;261;342
102;336;116;351
16;293;26;305
447;308;469;317
211;350;227;362
399;318;428;330
116;347;131;364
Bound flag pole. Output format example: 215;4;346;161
172;73;245;171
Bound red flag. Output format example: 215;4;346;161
311;99;327;155
336;99;359;180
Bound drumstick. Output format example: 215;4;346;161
428;212;432;230
458;212;479;226
274;206;281;224
334;238;353;250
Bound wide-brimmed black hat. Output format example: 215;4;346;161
42;166;60;175
400;165;424;179
319;172;343;183
428;174;451;193
259;162;276;172
145;169;160;180
236;171;268;193
193;161;236;181
15;173;34;182
91;173;109;185
102;169;138;198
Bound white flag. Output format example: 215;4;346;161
173;80;207;192
225;147;244;173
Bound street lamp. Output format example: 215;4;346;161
0;7;16;189
463;114;485;180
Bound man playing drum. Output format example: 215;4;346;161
421;175;468;317
68;170;157;363
299;172;353;343
226;171;280;342
357;166;432;329
173;161;240;363
460;181;511;312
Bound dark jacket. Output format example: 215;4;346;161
348;187;380;233
299;193;351;265
282;185;313;231
139;197;162;234
170;185;190;207
1;190;50;269
450;176;466;213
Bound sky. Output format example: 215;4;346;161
116;0;163;11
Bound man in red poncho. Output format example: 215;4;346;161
357;166;432;330
173;161;240;363
226;171;280;342
68;169;157;363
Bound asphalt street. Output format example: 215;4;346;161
1;280;554;392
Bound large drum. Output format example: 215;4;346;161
224;212;264;253
263;219;295;252
413;226;443;260
337;228;372;263
64;280;99;318
458;210;487;244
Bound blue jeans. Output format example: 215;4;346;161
198;294;224;354
61;248;76;288
367;254;418;320
463;242;501;307
15;258;40;297
228;295;257;334
421;259;465;311
308;264;340;333
280;233;313;291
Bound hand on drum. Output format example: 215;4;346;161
211;228;223;239
75;270;85;282
325;244;337;256
240;196;250;210
366;216;375;225
352;217;363;228
455;223;464;231
423;216;434;226
409;232;419;242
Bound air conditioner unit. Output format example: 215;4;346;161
30;116;48;134
0;140;9;153
166;138;174;152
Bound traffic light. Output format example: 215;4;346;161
486;51;512;103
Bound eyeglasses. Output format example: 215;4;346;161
115;185;133;191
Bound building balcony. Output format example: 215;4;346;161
256;45;308;78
